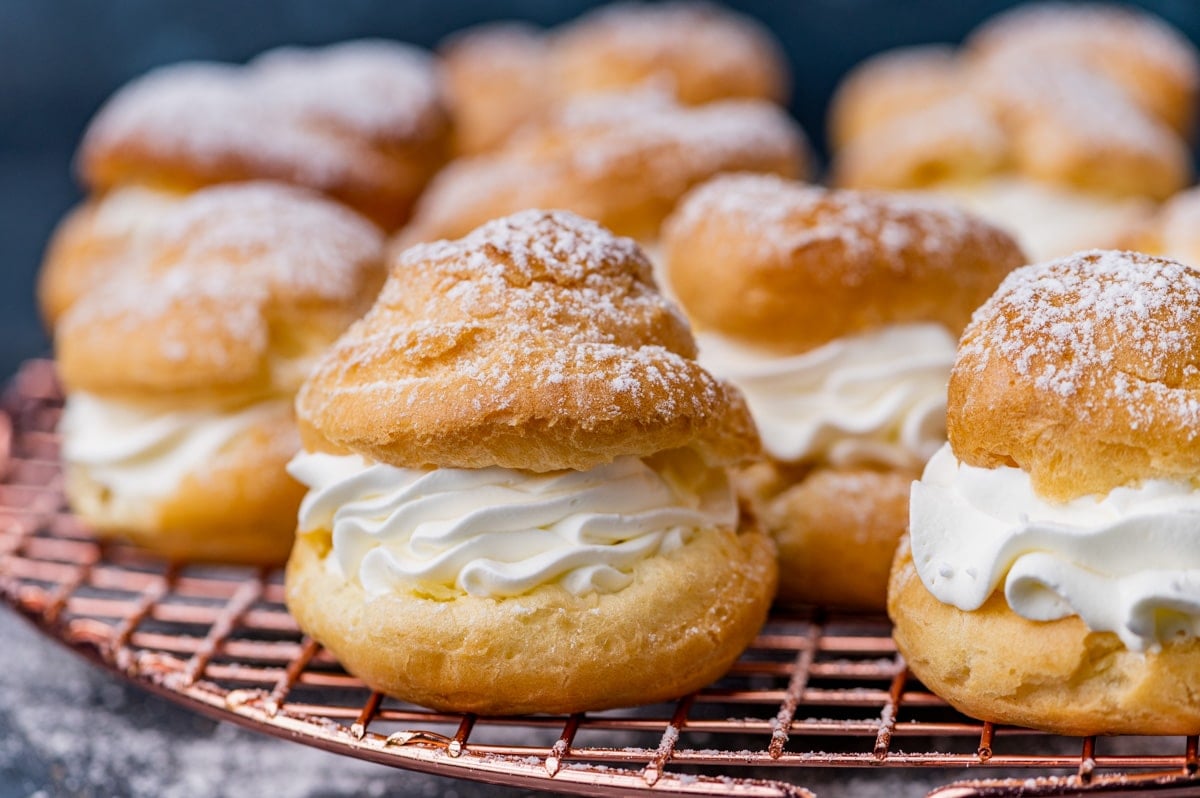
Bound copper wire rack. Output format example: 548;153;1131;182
2;359;1199;798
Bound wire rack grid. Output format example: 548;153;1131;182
1;359;1198;798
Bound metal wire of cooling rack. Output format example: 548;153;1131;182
2;359;1199;798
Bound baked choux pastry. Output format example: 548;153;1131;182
439;23;553;155
401;88;808;249
550;1;788;107
55;183;386;564
663;174;1025;609
285;209;776;715
827;45;963;151
892;250;1200;735
37;185;182;328
829;6;1195;262
966;2;1200;135
438;2;789;157
79;40;451;230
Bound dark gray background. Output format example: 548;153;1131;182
3;2;1200;795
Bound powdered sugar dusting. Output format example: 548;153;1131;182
403;208;648;286
969;2;1200;89
83;40;443;190
151;183;383;300
554;1;780;85
250;40;442;138
959;250;1200;429
523;87;801;177
668;173;985;283
973;53;1181;161
404;87;803;243
60;182;384;368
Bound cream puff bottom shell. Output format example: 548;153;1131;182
890;543;1200;736
286;520;777;715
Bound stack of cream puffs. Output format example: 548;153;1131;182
54;183;385;564
662;173;1026;609
285;209;776;714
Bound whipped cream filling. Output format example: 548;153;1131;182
910;443;1200;651
287;451;737;599
60;392;289;498
697;323;955;468
936;177;1153;263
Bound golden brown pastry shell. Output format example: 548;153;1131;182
663;175;1026;354
948;251;1200;501
739;461;912;610
300;210;760;472
285;518;777;715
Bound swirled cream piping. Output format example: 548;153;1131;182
910;443;1200;651
697;323;956;468
60;392;290;498
286;451;737;599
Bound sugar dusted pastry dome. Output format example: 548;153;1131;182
950;250;1200;501
79;40;451;229
663;173;1027;354
57;182;386;401
402;89;808;244
299;209;758;471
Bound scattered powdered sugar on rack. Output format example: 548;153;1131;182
958;249;1200;428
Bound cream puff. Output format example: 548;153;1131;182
827;45;963;152
37;185;181;328
663;174;1026;609
439;2;789;156
55;182;386;564
41;40;447;330
285;209;776;715
892;250;1200;735
78;40;451;231
966;2;1200;135
439;23;553;156
400;87;808;249
829;4;1196;262
550;1;788;107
